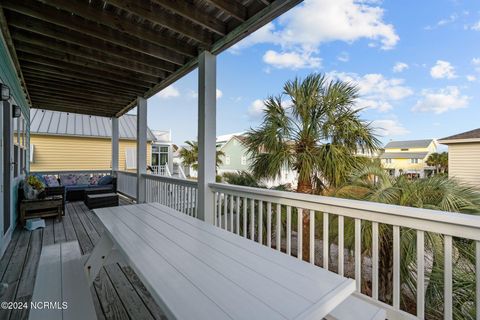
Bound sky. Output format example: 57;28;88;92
143;0;480;146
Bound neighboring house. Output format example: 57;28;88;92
151;130;174;175
438;128;480;189
380;139;437;178
29;109;155;172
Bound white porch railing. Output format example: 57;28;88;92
143;174;198;217
31;169;112;177
115;171;480;319
150;165;171;176
116;170;137;200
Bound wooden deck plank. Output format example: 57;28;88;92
0;200;165;320
104;263;155;320
93;268;130;320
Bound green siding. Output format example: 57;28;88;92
218;138;251;171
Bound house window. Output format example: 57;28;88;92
401;148;409;151
225;156;231;165
241;155;247;165
385;159;392;164
411;158;419;164
125;148;137;169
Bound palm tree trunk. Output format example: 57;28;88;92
297;178;313;262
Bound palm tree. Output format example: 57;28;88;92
334;165;480;318
178;140;225;173
244;73;380;260
426;152;448;174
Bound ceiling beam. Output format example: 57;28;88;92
31;94;123;110
23;70;143;96
8;22;178;73
21;63;149;93
27;85;131;105
3;1;191;64
204;0;247;22
12;32;169;77
150;0;226;36
18;54;154;89
15;45;164;84
105;0;213;45
30;101;115;117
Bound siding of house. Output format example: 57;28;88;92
30;135;151;172
381;141;436;175
217;138;250;173
447;143;480;188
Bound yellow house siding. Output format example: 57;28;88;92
30;135;151;172
382;158;426;171
448;143;480;189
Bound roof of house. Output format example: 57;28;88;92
216;132;246;143
384;139;433;149
380;152;429;159
439;128;480;141
30;109;156;141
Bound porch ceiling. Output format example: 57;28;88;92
0;0;301;117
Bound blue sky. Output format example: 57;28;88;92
144;0;480;146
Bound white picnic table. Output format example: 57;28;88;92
87;202;356;320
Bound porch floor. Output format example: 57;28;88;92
0;198;168;320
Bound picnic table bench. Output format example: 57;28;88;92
88;202;358;320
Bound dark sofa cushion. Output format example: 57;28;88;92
98;175;113;185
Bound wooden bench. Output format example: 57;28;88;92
327;295;386;320
29;241;97;320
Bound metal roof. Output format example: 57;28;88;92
384;139;433;149
380;152;429;159
30;108;155;141
439;128;480;141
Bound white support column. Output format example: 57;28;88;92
197;51;216;224
111;117;119;175
136;97;147;203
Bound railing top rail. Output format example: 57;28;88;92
143;173;198;188
116;170;137;177
31;170;112;175
209;182;480;240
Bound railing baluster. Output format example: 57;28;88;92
417;230;425;319
258;201;264;244
372;221;379;300
393;225;400;309
286;206;292;256
229;194;234;232
223;194;228;230
217;193;222;227
276;203;281;251
309;210;315;264
338;215;344;276
235;196;240;235
243;197;247;238
476;241;480;320
214;192;218;226
297;208;302;261
323;212;329;269
355;218;361;292
444;235;453;320
250;199;255;240
266;202;272;247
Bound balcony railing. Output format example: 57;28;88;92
115;170;480;319
116;170;137;200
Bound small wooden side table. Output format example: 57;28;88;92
19;196;63;226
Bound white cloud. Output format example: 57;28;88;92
248;99;266;118
328;71;413;112
425;14;458;30
157;85;179;99
371;119;409;137
472;58;480;72
393;62;408;73
412;86;469;114
262;50;321;69
216;89;223;99
467;75;476;81
187;88;223;100
337;51;350;62
430;60;456;79
233;0;398;69
471;20;480;31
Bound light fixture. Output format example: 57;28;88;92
12;105;21;118
1;83;10;101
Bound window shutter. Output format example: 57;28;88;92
125;148;137;169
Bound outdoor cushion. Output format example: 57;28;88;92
60;174;78;186
44;175;60;187
98;175;113;185
76;174;90;185
88;184;113;190
89;174;102;185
